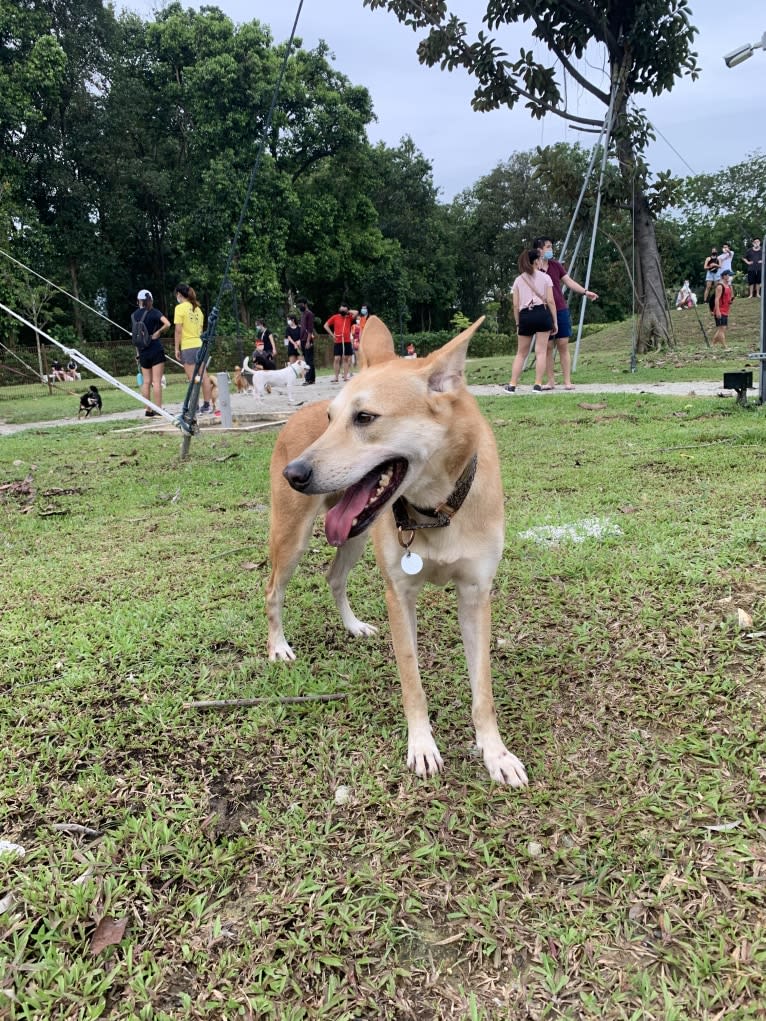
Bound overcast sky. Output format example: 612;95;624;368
124;1;763;201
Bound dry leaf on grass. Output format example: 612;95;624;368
737;608;753;629
577;402;607;411
90;916;127;955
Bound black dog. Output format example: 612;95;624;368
78;385;102;419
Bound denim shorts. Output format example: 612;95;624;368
555;307;572;340
180;346;201;366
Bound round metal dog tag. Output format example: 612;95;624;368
401;550;423;575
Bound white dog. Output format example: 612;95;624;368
252;359;307;404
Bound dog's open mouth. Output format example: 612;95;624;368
325;458;408;546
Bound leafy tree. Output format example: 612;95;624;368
450;149;570;330
670;151;766;287
363;0;700;351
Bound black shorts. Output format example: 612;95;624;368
747;269;762;285
139;341;166;369
287;341;302;359
334;341;353;357
518;305;553;336
714;315;729;327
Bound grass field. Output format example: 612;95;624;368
1;314;766;1019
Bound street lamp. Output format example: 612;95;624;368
723;32;766;404
723;32;766;67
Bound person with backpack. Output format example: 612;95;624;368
709;268;734;348
132;289;170;417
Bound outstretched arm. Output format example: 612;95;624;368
561;273;598;301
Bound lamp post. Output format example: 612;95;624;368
723;32;766;404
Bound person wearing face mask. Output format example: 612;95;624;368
351;303;369;367
285;314;302;363
533;236;599;391
296;297;316;385
174;282;213;413
324;300;359;382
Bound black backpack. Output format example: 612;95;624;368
131;309;151;351
707;284;722;311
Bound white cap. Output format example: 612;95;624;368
137;289;152;301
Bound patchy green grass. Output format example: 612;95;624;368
1;393;766;1019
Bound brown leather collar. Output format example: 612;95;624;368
392;454;478;533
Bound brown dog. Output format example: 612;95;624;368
233;366;248;393
266;317;526;786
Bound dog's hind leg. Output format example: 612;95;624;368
326;534;377;638
456;580;528;787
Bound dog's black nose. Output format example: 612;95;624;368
283;459;313;491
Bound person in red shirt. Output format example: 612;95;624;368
711;268;734;347
324;300;359;382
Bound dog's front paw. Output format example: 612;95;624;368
346;619;377;639
268;639;296;663
407;734;444;779
483;746;528;787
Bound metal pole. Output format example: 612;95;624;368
572;91;620;373
757;233;766;403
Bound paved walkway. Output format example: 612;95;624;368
0;375;758;437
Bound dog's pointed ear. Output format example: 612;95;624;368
359;316;397;368
422;316;485;393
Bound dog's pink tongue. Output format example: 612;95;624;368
325;478;378;546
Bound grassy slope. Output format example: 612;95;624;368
1;341;766;1018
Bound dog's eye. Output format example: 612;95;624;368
354;411;377;426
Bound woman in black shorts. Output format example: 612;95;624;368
285;315;302;363
503;249;558;393
133;289;170;416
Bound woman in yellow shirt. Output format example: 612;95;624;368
174;282;213;413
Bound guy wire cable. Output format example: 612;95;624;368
0;247;186;370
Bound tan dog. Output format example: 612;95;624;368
233;366;248;393
208;372;219;413
266;317;526;787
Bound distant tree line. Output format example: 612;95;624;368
1;1;763;352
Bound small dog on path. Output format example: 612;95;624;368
252;359;307;404
78;386;102;418
266;318;526;787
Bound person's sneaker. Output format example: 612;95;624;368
532;384;543;392
502;384;516;393
199;401;212;414
144;409;158;417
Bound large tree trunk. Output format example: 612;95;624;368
68;258;83;343
617;138;672;353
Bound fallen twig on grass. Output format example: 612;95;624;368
184;693;347;710
51;822;101;837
